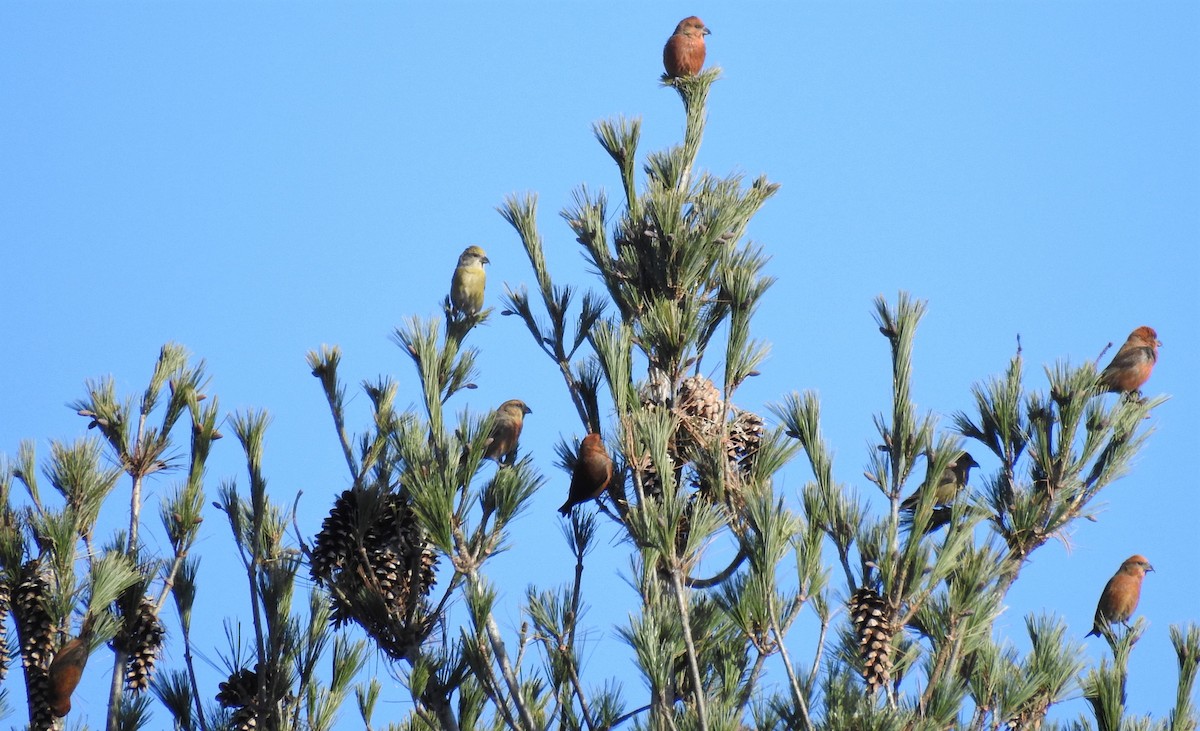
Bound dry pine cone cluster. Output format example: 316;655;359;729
676;375;764;476
310;487;438;655
635;374;768;500
676;375;765;511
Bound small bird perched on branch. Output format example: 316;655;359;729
1098;326;1160;394
900;452;979;512
559;433;613;515
450;245;489;316
1086;554;1154;637
663;16;710;78
483;399;532;466
47;635;91;717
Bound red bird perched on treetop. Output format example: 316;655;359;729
1098;326;1160;394
559;433;613;515
1086;554;1154;637
663;16;710;78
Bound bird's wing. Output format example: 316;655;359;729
1104;345;1156;373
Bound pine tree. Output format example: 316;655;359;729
2;58;1197;731
0;347;363;731
293;67;1198;729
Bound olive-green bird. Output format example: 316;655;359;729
450;245;489;316
900;451;979;511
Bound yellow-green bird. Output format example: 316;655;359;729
450;245;489;316
900;451;978;511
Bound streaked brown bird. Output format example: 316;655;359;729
1098;326;1160;394
1087;554;1154;637
450;245;489;316
900;451;979;512
47;635;90;717
663;16;710;78
484;399;532;466
558;433;613;515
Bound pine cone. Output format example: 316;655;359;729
368;494;437;608
676;498;693;557
310;488;360;626
12;562;56;730
312;487;438;650
310;488;358;584
675;375;724;450
629;452;665;501
116;595;165;693
725;409;765;475
230;707;259;731
217;666;260;731
848;587;895;692
0;580;10;682
216;666;258;708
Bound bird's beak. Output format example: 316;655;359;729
1146;563;1155;572
524;405;533;414
482;256;491;264
703;26;711;36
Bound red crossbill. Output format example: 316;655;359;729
1098;326;1160;394
900;452;978;511
450;245;489;316
483;399;531;466
47;635;90;717
1086;554;1153;637
663;16;710;78
558;433;613;515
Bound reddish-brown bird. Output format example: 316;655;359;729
483;399;532;466
1099;326;1160;394
1086;554;1154;637
663;16;710;78
47;635;91;717
558;433;613;515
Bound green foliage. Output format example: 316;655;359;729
0;57;1189;731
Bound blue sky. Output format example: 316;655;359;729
2;2;1197;726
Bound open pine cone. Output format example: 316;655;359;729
848;587;895;692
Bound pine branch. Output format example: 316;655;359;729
499;192;597;431
307;345;358;479
1169;624;1200;731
